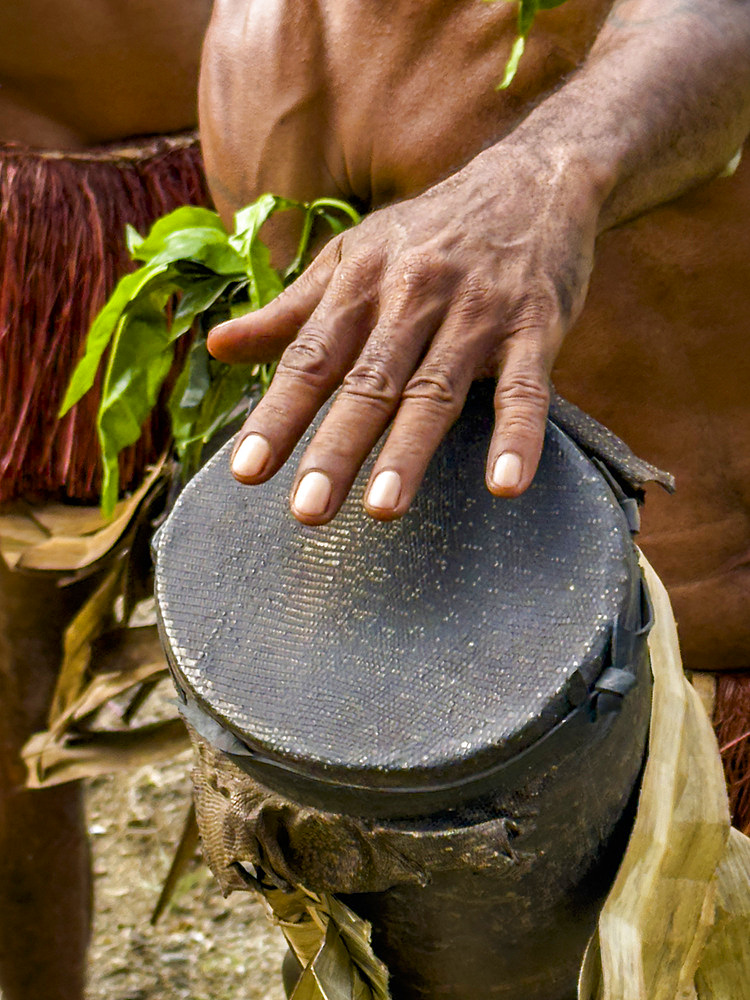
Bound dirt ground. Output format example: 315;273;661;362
85;692;287;1000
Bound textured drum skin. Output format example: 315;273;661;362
155;383;641;792
155;383;652;999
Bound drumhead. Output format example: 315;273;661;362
154;382;641;799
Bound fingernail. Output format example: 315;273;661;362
293;471;332;517
367;470;402;510
232;434;271;479
491;452;523;490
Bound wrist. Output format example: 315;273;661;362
477;121;616;234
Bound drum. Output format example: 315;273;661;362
154;382;659;1000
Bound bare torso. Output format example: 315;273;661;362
0;0;212;147
201;0;750;672
200;0;611;223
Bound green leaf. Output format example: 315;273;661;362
125;224;144;259
147;229;246;275
285;198;362;281
98;304;175;515
127;207;228;263
485;0;571;90
60;189;361;513
228;300;254;320
249;239;284;309
168;340;215;475
517;0;539;35
170;356;260;478
171;276;234;339
59;263;176;415
497;34;526;89
230;195;295;259
319;211;349;236
180;339;212;409
229;194;291;307
168;355;197;452
286;203;317;281
195;362;257;443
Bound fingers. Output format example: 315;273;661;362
359;309;555;521
287;276;451;523
207;239;341;364
222;225;560;523
359;300;494;521
230;255;380;485
485;334;554;498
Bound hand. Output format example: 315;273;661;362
207;143;603;524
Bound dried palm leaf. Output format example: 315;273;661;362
579;555;750;1000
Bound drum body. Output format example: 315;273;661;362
154;383;654;999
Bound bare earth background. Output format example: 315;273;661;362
85;684;287;1000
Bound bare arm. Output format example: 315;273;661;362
518;0;750;229
209;0;750;524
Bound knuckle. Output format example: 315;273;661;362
458;273;495;308
335;248;381;287
393;249;460;303
509;290;563;338
253;396;296;426
552;266;580;324
497;370;550;408
403;368;462;415
341;359;400;407
397;249;444;287
326;260;380;311
495;373;550;435
457;287;499;326
276;328;333;383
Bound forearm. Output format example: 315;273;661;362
500;0;750;231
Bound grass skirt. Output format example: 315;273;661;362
0;133;208;504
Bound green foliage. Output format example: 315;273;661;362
485;0;571;89
61;196;360;515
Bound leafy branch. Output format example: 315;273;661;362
60;195;360;516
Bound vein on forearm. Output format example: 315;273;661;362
511;0;750;231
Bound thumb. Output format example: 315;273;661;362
208;242;339;364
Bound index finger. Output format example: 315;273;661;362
207;239;341;365
229;259;379;485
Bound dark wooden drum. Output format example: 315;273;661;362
154;383;657;1000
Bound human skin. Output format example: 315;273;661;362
0;5;211;998
201;0;750;673
203;0;749;521
0;0;211;147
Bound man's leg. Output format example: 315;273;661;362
0;561;93;1000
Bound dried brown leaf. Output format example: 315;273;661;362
7;458;165;573
0;507;50;569
694;828;750;999
89;623;165;676
22;717;189;788
261;884;389;1000
291;923;371;1000
48;563;125;725
579;556;738;1000
31;502;119;537
151;803;200;925
64;660;169;727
